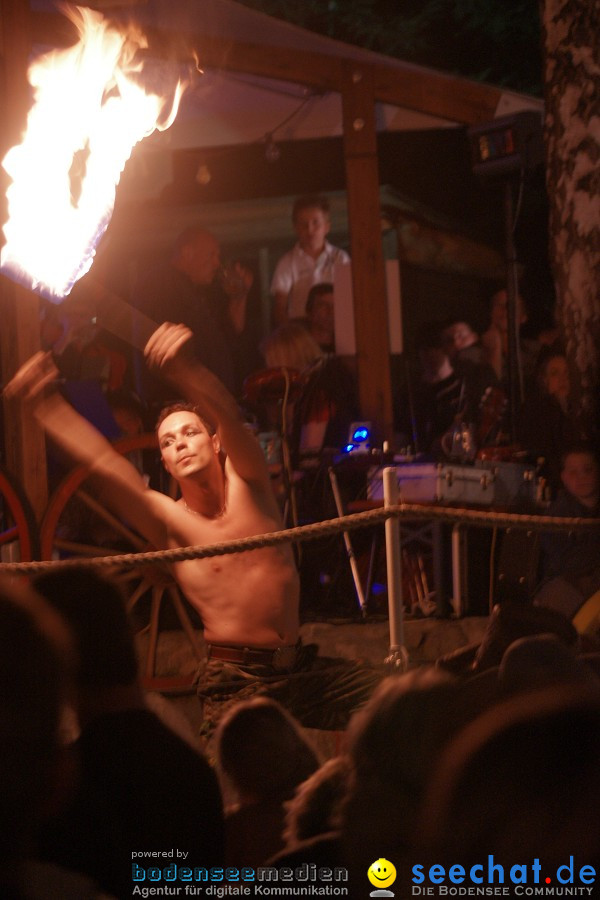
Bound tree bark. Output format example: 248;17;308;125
543;0;600;426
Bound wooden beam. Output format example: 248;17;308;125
0;0;48;522
369;60;502;124
341;61;393;442
29;9;509;125
387;212;505;278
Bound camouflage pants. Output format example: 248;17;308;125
195;641;383;739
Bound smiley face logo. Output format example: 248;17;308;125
368;858;397;890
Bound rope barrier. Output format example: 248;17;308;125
3;501;600;575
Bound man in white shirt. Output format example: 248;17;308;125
271;194;350;324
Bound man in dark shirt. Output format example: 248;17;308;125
396;323;496;457
535;445;600;618
133;227;258;403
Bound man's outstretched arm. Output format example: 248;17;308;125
145;323;269;486
5;352;170;549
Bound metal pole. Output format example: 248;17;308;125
328;467;368;616
383;467;408;669
504;178;523;441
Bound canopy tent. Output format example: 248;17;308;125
2;0;544;514
31;0;544;202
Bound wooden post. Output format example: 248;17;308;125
0;0;48;521
341;61;393;444
383;467;408;669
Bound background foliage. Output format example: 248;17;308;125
237;0;543;94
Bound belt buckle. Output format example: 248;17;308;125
272;646;296;671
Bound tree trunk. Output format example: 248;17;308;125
543;0;600;428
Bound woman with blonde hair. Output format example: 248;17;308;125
258;322;357;458
261;321;324;371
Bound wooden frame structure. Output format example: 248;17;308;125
1;0;541;515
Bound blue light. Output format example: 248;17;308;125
343;443;356;454
353;427;370;442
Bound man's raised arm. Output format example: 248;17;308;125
4;352;169;549
145;323;268;485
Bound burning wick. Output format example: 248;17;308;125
1;4;186;303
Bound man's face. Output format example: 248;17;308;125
543;355;570;400
308;291;334;333
561;453;599;505
294;207;331;254
443;322;476;356
185;233;221;286
158;411;219;479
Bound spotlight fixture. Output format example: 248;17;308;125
468;111;543;179
342;421;372;454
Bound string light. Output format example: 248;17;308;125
264;133;280;163
191;86;322;184
195;163;211;185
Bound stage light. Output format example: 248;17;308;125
467;111;543;179
345;421;371;454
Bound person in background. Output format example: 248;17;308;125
260;322;358;460
481;287;540;394
271;195;349;326
340;668;479;896
396;322;495;458
534;444;600;619
441;318;485;366
212;257;263;397
0;577;68;898
34;567;224;899
132;227;255;402
215;698;320;866
0;576;112;899
283;755;351;847
516;348;584;493
416;689;600;896
304;283;335;354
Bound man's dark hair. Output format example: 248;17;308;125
559;442;600;473
292;194;330;223
0;578;70;863
33;568;139;689
172;226;215;256
415;321;446;352
306;282;334;316
155;402;216;436
216;697;319;801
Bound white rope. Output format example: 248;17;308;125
2;501;599;575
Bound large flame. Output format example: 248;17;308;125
1;5;186;302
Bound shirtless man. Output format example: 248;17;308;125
7;324;381;732
6;322;299;653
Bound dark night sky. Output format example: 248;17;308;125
234;0;544;95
